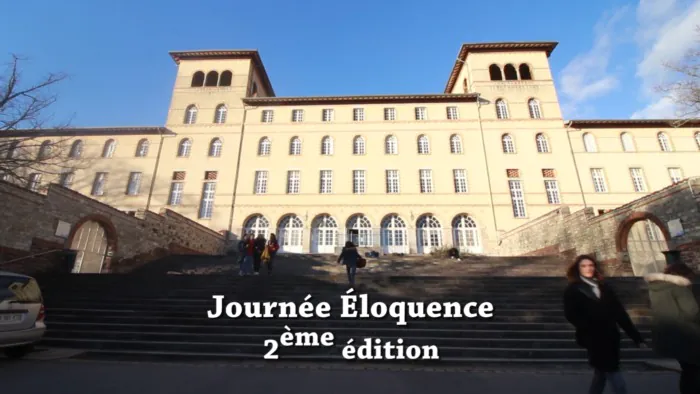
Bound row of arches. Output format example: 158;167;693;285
257;134;466;156
501;133;551;154
582;131;700;153
489;63;533;81
184;104;227;124
242;213;482;255
191;71;232;87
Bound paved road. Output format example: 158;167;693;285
0;358;679;394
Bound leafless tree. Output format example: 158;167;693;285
658;26;700;126
0;54;79;187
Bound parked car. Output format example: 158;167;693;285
0;271;46;359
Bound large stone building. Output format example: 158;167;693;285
2;41;699;255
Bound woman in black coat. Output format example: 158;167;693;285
563;255;646;394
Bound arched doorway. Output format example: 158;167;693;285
244;215;270;239
381;215;408;254
311;215;338;254
626;219;668;276
452;214;482;254
346;214;373;247
70;220;110;273
417;215;442;254
278;214;304;253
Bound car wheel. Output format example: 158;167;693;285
3;345;33;359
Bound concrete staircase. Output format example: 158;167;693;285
34;265;661;366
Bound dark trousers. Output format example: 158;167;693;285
589;369;626;394
679;362;700;394
253;252;261;272
346;263;357;286
267;252;277;273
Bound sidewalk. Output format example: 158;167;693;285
0;358;680;394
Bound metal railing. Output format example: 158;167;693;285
0;249;63;266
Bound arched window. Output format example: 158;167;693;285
519;64;532;80
346;214;373;247
583;133;597;153
214;104;227;124
321;136;333;155
219;71;232;87
416;215;443;253
489;64;503;81
495;99;509;119
452;215;481;253
535;133;550;153
38;140;52;160
657;132;672;152
191;71;205;87
184;105;198;124
244;215;270;239
205;71;219;87
102;139;116;158
502;134;516;153
353;136;365;155
504;64;518;80
258;137;271;156
289;137;302;155
417;135;430;154
620;132;635;152
209;138;222;157
385;135;398;154
177;138;192;157
5;141;19;159
528;99;542;119
695;131;700;150
450;135;463;154
69;140;83;158
135;139;149;157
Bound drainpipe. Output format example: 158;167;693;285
565;123;587;209
475;93;499;239
226;105;253;242
145;128;170;212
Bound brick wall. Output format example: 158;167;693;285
497;178;700;274
0;181;225;274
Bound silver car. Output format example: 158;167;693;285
0;271;46;359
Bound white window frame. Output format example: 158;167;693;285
620;132;635;152
353;108;365;122
446;106;459;120
544;179;560;204
419;169;433;193
59;171;74;188
254;170;268;194
528;99;542;119
289;137;302;155
199;182;216;219
319;170;333;194
168;182;184;205
384;108;396;121
417;135;430;154
215;105;227;124
453;169;468;193
536;134;550;153
495;99;509;119
258;138;271;156
353;136;365;155
321;136;334;155
209;138;222;157
657;132;672;152
261;110;274;123
629;167;647;192
508;179;527;218
353;170;366;194
591;168;607;193
184;105;198;124
583;133;598;153
322;109;334;122
28;174;42;192
668;167;683;184
415;107;427;120
386;170;400;194
385;135;398;154
287;170;300;194
502;134;516;153
91;172;107;196
450;135;463;154
126;172;142;196
292;109;304;122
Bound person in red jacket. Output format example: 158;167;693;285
240;234;256;276
265;233;280;275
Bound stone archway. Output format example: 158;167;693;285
66;214;118;273
616;212;671;276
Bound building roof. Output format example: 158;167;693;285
243;93;479;106
566;119;700;129
169;50;275;97
0;127;174;138
444;41;559;94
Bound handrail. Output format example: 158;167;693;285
0;249;64;266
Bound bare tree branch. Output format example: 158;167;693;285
656;25;700;127
0;54;84;189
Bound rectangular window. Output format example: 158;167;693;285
91;172;107;196
292;109;304;122
629;168;647;192
447;106;459;120
419;169;433;193
322;109;334;122
544;180;561;204
384;108;396;121
59;172;74;188
28;174;42;192
415;107;427;120
287;170;300;194
199;182;216;219
254;171;268;194
668;167;683;184
353;108;365;122
386;170;399;194
261;110;274;123
168;182;183;205
453;169;468;193
320;170;333;194
508;180;527;218
591;168;607;193
353;170;365;194
126;172;142;195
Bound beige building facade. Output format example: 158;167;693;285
2;42;699;255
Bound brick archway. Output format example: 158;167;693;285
66;214;119;272
615;211;671;252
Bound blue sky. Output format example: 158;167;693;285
2;0;698;127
